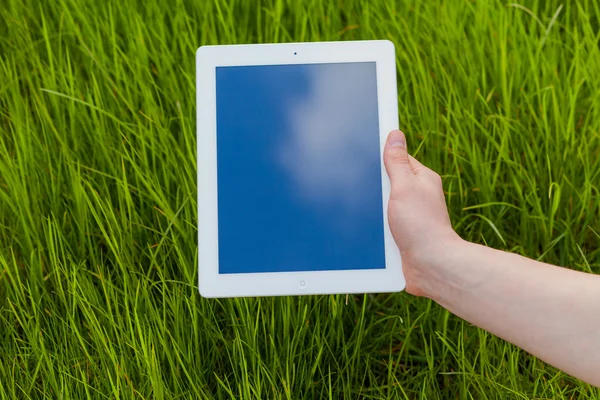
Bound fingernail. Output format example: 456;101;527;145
388;130;406;148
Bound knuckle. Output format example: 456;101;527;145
431;173;443;186
386;149;409;165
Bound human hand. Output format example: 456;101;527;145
383;130;463;297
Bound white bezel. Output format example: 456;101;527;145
197;40;405;298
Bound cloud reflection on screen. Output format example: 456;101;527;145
276;63;381;216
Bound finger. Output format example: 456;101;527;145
383;130;413;181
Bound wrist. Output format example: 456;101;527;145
409;235;474;302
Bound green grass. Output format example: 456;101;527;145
1;0;599;398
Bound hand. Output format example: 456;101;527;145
383;130;463;297
383;131;600;387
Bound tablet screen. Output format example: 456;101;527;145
216;62;385;274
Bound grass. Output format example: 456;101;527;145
1;0;599;398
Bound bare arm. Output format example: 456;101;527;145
426;240;600;386
383;129;600;387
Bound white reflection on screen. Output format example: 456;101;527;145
276;64;380;216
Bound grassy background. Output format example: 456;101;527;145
1;0;599;398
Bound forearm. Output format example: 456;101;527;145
424;240;600;386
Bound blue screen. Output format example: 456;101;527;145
216;62;385;274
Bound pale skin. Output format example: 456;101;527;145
383;129;600;387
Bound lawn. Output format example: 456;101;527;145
1;0;599;398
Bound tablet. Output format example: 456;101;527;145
196;40;405;298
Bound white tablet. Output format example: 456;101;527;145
196;40;405;298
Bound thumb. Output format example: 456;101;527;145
383;130;412;180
